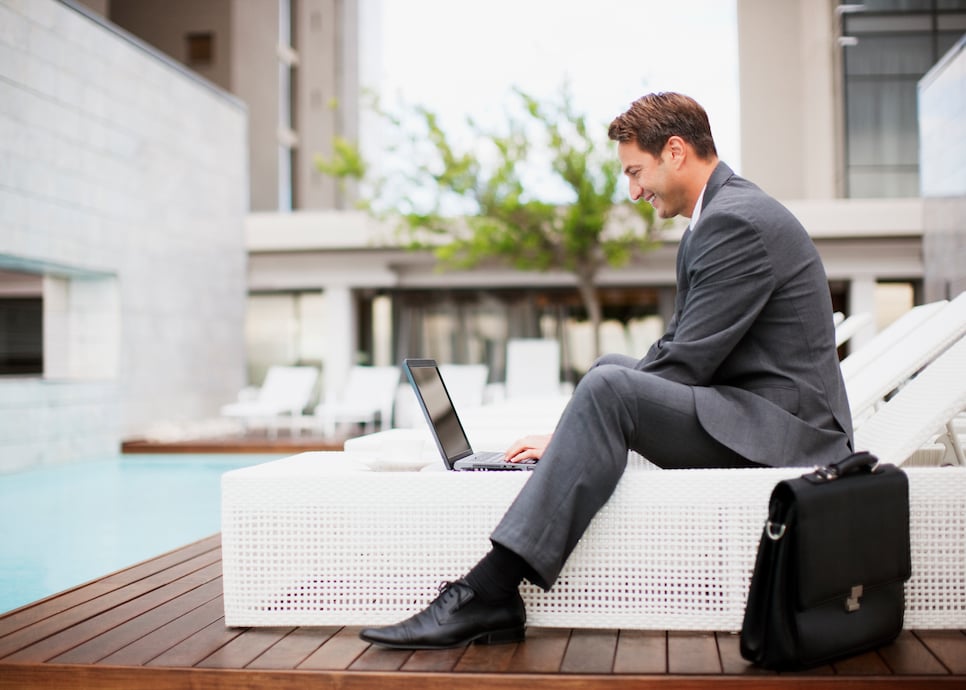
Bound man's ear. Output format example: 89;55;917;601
665;135;688;168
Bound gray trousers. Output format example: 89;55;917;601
490;354;760;590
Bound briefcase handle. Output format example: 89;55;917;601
811;451;878;482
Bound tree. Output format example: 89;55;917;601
316;85;666;357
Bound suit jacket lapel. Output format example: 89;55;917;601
676;226;692;289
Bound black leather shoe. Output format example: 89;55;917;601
359;580;526;649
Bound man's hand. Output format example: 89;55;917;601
505;434;553;464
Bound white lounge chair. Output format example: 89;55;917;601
220;365;320;438
855;335;966;467
847;291;966;426
314;365;400;437
504;338;565;400
393;363;490;430
834;311;873;348
439;363;489;410
840;300;949;383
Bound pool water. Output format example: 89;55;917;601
0;454;285;614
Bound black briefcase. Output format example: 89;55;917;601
739;452;911;670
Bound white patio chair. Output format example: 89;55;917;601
840;300;949;383
392;363;490;430
848;291;966;426
314;365;400;437
855;335;966;467
220;365;320;438
439;363;489;410
834;311;874;348
505;338;563;400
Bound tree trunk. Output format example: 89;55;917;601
575;272;603;361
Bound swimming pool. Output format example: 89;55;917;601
0;453;285;615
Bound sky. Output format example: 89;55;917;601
360;0;740;203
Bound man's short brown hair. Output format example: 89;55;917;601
608;92;717;160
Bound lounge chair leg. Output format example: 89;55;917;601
946;421;966;466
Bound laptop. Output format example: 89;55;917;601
403;358;537;471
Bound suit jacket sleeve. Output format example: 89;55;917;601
637;210;774;385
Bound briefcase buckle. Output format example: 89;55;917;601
765;521;786;541
845;584;864;612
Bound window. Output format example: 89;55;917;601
185;31;214;67
841;1;966;197
0;270;43;376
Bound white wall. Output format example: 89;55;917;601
0;0;248;472
736;0;842;199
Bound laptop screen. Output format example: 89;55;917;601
404;359;473;466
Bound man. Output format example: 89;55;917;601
360;92;854;650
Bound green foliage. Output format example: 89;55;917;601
314;136;367;183
316;84;666;354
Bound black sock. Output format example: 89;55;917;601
464;543;529;602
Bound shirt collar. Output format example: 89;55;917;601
689;184;707;232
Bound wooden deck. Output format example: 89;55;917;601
121;433;344;455
1;535;964;690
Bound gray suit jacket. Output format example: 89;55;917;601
637;162;853;467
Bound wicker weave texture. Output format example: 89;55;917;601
221;454;965;630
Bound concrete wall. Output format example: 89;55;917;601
108;0;234;91
919;35;966;302
0;0;248;472
737;0;842;199
109;0;363;213
293;0;360;210
228;0;281;211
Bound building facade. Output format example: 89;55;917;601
0;0;248;471
103;0;364;213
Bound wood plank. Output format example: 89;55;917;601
781;662;836;676
402;646;467;672
195;625;294;668
453;641;520;673
97;535;222;586
50;578;223;664
559;628;617;674
4;659;966;690
915;630;966;674
832;649;892;675
505;627;569;673
349;644;412;671
714;632;773;676
298;626;369;670
667;631;720;675
0;665;795;690
0;535;220;640
613;630;666;674
878;630;949;675
97;595;226;666
145;617;244;667
246;626;338;669
122;437;343;454
0;561;222;663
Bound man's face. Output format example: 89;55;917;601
617;140;686;219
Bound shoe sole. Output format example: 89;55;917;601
361;625;526;650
